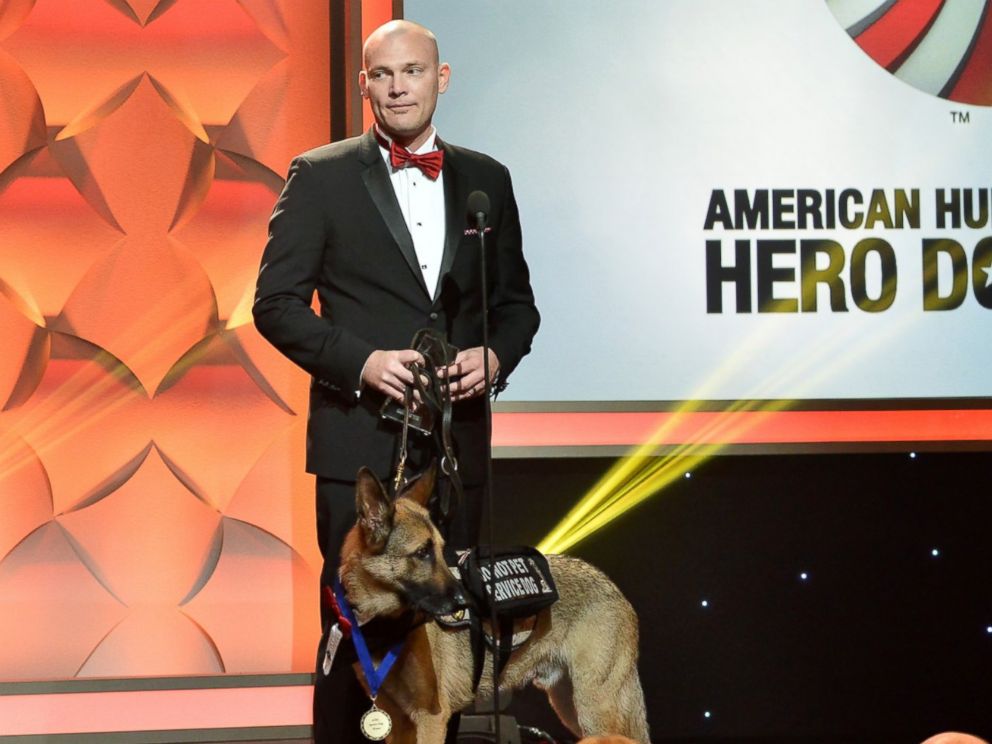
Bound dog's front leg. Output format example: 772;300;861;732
409;711;450;744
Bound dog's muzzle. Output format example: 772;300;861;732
420;580;470;618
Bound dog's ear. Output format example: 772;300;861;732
355;467;393;551
398;460;436;509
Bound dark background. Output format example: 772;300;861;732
485;452;992;743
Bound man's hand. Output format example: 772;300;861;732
361;349;426;402
438;347;500;402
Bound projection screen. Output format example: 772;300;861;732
406;0;992;452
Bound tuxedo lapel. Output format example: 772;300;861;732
358;130;431;299
437;138;466;296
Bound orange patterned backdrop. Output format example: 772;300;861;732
0;0;334;679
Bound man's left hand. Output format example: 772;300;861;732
438;347;500;402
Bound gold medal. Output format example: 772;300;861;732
359;703;392;741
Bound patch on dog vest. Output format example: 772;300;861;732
463;547;558;617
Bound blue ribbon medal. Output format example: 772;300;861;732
333;580;404;740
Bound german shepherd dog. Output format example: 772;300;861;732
337;467;651;744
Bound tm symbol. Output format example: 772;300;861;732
950;111;970;124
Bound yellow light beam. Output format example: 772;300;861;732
539;270;911;554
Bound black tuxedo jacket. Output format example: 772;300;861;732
253;129;539;485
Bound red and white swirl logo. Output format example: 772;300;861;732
827;0;992;106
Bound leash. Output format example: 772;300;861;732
391;384;414;494
389;329;464;529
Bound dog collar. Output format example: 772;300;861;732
322;585;352;638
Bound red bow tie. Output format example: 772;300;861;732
374;130;444;179
390;141;444;179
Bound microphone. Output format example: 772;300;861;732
467;190;490;232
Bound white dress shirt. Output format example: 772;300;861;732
375;126;446;300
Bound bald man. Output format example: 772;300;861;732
253;19;539;744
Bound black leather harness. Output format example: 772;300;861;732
382;328;464;526
438;546;558;691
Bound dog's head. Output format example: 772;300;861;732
339;464;467;621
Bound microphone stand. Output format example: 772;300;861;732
474;210;502;744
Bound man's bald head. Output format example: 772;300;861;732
362;20;439;69
359;19;450;150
